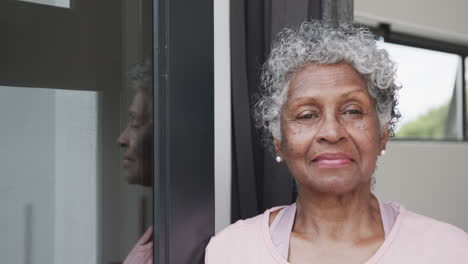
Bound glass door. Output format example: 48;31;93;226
0;0;154;263
1;0;215;263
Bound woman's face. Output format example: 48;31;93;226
117;91;153;186
275;63;387;195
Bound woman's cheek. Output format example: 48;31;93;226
351;119;368;130
285;125;315;156
348;118;380;140
349;120;382;158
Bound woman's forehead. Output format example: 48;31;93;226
287;63;368;101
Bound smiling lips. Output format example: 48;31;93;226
123;157;135;168
311;153;353;168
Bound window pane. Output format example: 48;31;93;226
378;42;463;140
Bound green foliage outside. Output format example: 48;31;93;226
395;103;449;139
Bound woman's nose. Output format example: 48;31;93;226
315;114;347;144
117;127;130;147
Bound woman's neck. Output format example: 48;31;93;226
294;186;383;243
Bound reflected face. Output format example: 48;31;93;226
117;91;152;186
275;63;387;194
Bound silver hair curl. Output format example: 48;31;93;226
127;58;153;117
254;20;401;149
127;58;153;96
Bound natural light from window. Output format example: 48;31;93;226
378;41;461;139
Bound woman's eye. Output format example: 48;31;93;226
342;109;364;116
298;113;318;119
346;110;362;114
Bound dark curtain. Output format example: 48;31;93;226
230;0;322;222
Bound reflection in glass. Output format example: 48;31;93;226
103;0;154;262
378;42;463;140
118;60;153;264
118;61;153;187
2;0;154;262
0;86;98;263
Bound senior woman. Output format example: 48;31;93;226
206;21;468;263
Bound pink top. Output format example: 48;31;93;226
123;226;153;264
269;201;399;259
206;203;468;263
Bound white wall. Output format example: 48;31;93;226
0;86;55;264
0;86;99;264
375;142;468;231
54;90;98;264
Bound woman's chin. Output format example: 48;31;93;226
305;177;363;195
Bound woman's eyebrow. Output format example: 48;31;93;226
340;88;368;98
287;96;319;108
289;89;366;104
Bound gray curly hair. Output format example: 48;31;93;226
254;20;401;148
127;58;153;117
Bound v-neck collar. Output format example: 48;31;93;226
262;202;405;264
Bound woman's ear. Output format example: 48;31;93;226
379;124;389;152
273;137;283;158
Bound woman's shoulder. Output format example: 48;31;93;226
394;206;468;258
401;207;467;239
207;206;284;246
205;206;287;263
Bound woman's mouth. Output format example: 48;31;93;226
311;153;353;168
123;157;134;168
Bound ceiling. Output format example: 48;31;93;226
355;0;468;46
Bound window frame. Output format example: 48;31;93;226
153;0;214;262
363;23;468;142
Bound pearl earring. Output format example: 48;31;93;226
276;156;282;163
380;149;386;156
